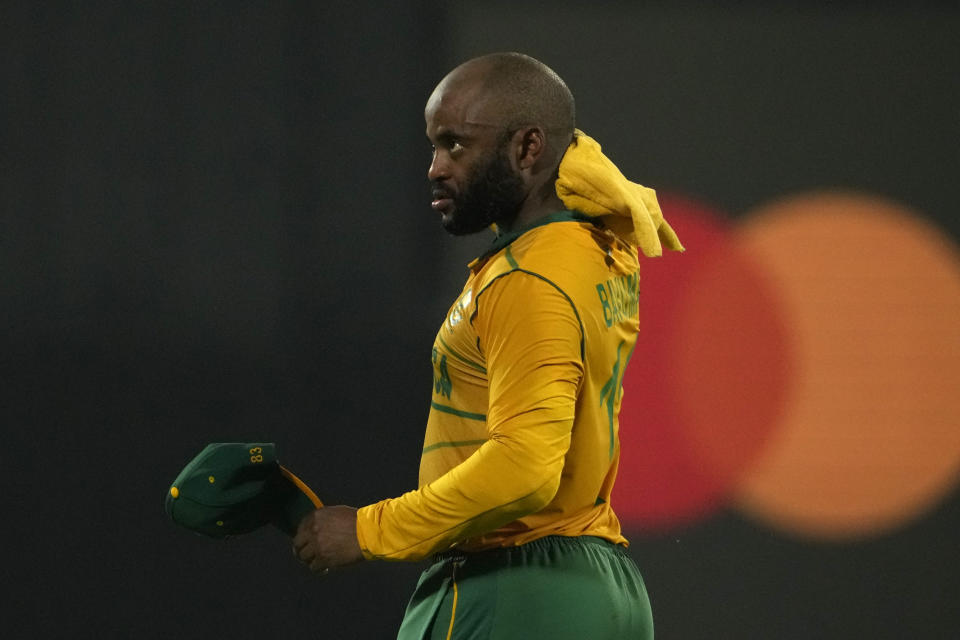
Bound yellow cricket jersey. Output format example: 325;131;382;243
355;210;643;561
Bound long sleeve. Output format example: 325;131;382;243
355;272;584;561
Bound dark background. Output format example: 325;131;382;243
5;2;959;638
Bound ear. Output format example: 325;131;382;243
514;126;548;172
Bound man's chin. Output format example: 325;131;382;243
441;210;489;236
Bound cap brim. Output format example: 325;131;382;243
272;465;323;536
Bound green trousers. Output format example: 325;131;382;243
397;536;653;639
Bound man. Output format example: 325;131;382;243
294;52;681;639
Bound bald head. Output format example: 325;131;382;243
435;52;576;159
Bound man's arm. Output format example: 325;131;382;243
355;272;584;561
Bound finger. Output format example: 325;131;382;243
309;555;329;573
292;525;312;553
292;535;307;554
293;538;314;563
292;520;309;542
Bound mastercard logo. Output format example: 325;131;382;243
613;190;960;540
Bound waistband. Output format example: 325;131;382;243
432;535;627;564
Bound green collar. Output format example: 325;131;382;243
478;210;596;263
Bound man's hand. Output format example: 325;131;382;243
292;505;365;574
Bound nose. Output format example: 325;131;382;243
427;150;450;182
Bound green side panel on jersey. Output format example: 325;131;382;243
430;401;487;422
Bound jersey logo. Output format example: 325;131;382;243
447;289;473;328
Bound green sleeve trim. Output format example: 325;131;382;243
421;439;488;455
471;270;585;361
437;333;487;374
430;401;487;422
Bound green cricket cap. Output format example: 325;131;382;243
165;442;322;539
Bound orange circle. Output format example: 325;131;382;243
731;192;960;539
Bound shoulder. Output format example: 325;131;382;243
467;223;598;347
470;264;586;361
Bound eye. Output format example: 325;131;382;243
450;141;464;154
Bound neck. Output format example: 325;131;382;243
499;179;565;233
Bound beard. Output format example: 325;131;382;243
440;146;526;236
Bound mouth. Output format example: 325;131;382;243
431;189;454;214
